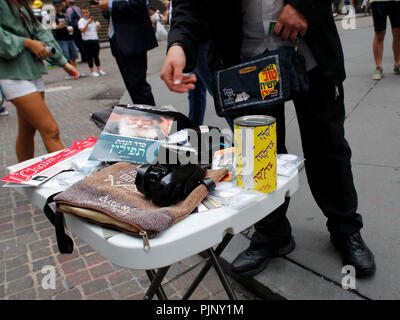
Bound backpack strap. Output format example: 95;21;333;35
43;193;74;254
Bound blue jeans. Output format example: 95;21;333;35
0;86;5;112
57;40;78;62
188;41;233;128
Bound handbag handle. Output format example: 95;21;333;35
43;193;74;254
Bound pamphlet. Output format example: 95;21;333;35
2;137;97;187
89;106;174;164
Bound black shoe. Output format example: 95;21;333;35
231;237;296;278
331;231;376;277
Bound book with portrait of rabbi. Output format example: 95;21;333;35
89;106;174;164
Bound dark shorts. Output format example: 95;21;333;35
371;1;400;32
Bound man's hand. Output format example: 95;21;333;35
160;45;197;93
94;0;110;11
274;4;308;41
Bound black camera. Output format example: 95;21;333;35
135;163;207;206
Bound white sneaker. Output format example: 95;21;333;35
0;110;9;116
99;70;106;76
91;71;100;77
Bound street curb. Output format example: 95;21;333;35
219;234;365;300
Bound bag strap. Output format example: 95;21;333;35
43;193;74;254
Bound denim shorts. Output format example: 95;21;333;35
57;40;78;61
0;78;45;101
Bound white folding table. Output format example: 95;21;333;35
11;162;299;300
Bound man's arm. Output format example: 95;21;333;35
274;0;334;41
168;0;204;73
161;0;205;93
287;0;334;27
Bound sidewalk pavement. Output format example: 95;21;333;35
1;15;398;300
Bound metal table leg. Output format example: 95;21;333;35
146;270;168;300
208;247;238;300
143;266;170;300
182;233;235;300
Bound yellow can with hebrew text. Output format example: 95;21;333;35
234;115;277;194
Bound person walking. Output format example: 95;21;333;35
94;0;158;106
0;0;78;162
78;7;106;77
53;0;79;79
370;0;400;80
66;0;88;64
161;0;376;278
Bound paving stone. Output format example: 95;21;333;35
87;289;115;300
34;220;53;232
0;216;12;225
2;242;25;259
124;292;145;300
12;205;32;215
13;216;32;229
56;250;80;264
78;244;96;256
38;228;56;240
0;223;13;233
85;252;108;267
65;270;92;289
31;247;54;261
31;257;56;273
113;280;143;299
8;288;37;300
6;264;30;282
28;239;51;252
82;278;109;296
60;258;86;275
108;269;135;286
55;288;82;300
89;262;115;279
6;276;34;296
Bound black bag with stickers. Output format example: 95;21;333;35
213;46;309;117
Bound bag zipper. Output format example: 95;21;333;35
57;203;152;251
139;230;150;251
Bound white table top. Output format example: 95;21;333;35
13;166;299;270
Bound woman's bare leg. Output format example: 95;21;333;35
11;91;64;161
15;111;36;162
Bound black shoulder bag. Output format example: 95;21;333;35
213;45;310;117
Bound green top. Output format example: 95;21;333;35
0;2;68;81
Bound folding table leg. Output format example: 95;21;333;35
182;233;234;300
143;266;170;300
146;270;168;300
208;248;238;300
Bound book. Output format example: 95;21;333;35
89;106;174;164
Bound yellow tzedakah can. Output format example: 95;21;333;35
234;115;277;194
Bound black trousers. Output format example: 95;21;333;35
83;40;100;69
240;66;363;250
110;37;155;106
73;30;88;63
